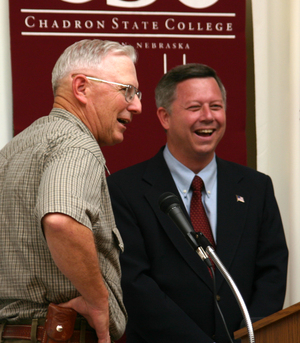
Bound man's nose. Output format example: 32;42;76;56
128;95;142;115
200;104;213;120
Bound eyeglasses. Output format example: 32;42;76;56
85;76;142;103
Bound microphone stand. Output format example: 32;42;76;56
158;193;255;343
195;233;255;343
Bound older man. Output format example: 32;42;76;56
107;63;288;342
0;39;141;343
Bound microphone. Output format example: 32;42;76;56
159;193;255;343
158;192;212;265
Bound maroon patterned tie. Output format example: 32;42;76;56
190;175;216;272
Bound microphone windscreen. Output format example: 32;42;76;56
158;192;180;214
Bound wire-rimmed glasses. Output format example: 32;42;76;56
85;76;142;103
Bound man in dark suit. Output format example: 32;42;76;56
107;64;288;342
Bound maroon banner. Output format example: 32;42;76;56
9;0;247;173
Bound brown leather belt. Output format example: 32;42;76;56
2;324;97;342
0;304;99;343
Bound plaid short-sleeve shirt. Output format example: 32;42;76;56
0;109;126;340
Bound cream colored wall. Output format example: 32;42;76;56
252;0;300;308
0;0;12;149
0;0;298;308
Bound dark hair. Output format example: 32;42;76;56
155;63;226;112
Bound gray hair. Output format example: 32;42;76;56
52;39;137;95
155;63;227;113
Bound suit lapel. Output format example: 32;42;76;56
215;157;250;290
143;149;213;290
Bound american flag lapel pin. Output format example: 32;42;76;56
236;195;245;203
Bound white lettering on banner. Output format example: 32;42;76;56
24;16;233;34
63;20;71;28
179;0;218;9
107;0;156;8
25;16;108;30
62;0;92;3
39;20;48;28
135;42;190;49
60;0;219;9
112;17;159;30
165;18;232;32
25;16;35;28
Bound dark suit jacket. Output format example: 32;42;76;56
107;148;288;343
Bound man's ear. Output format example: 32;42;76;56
157;107;171;131
72;75;89;104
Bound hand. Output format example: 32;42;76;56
60;296;110;343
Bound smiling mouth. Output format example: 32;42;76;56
195;129;214;136
117;118;130;125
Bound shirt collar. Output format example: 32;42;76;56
163;145;217;198
50;108;95;141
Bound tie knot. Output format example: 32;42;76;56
191;175;204;192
